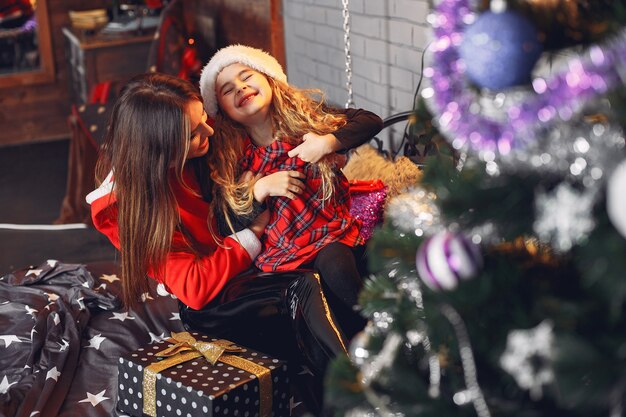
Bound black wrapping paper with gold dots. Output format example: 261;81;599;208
116;332;290;417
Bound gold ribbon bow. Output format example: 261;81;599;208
142;332;272;417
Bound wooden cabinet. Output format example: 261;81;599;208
62;27;154;104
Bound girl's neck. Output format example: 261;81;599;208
246;117;275;147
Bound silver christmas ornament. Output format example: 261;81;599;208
386;187;443;237
607;160;626;239
349;330;371;366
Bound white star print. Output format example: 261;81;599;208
57;339;70;352
0;375;17;394
0;335;21;347
169;312;180;321
100;274;119;283
46;366;61;381
25;305;38;317
25;269;42;277
298;366;314;376
85;334;106;350
46;260;58;268
156;283;176;298
44;292;59;302
96;283;107;290
148;332;167;344
109;312;134;322
289;396;303;413
75;297;86;310
81;282;90;288
140;292;154;302
30;327;37;341
78;389;110;406
53;313;60;326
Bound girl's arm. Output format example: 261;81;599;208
215;170;305;235
215;199;266;235
333;108;384;151
287;108;383;163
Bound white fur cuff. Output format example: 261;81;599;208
231;228;262;260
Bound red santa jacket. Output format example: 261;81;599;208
86;166;261;310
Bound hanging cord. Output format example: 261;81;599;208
391;46;429;159
342;0;355;108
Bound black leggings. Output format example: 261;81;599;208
303;242;368;339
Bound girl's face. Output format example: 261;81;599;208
185;99;213;159
215;63;273;126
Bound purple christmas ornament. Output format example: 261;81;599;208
459;10;542;90
416;231;483;291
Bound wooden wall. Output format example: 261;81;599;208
0;0;109;146
0;0;285;146
197;0;285;68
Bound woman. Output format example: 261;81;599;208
200;45;383;338
87;72;348;413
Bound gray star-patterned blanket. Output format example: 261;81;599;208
0;260;185;417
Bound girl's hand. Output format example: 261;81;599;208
249;209;270;238
252;171;306;202
287;133;340;163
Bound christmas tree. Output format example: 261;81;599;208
326;0;626;416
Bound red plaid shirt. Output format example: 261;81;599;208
242;138;363;271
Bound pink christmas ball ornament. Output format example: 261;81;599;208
416;231;483;291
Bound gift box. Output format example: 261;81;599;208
116;332;290;417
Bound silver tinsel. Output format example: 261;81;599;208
499;113;625;187
533;183;596;252
500;320;555;400
462;87;626;187
386;187;443;237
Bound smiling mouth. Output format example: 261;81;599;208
238;92;257;107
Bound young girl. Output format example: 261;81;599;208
86;73;349;413
200;45;383;337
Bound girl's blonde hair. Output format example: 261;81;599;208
208;77;347;220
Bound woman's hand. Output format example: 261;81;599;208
252;171;306;202
249;209;270;238
287;132;341;163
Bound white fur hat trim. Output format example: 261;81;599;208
200;44;287;117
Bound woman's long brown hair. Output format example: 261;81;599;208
208;77;347;223
95;73;203;308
